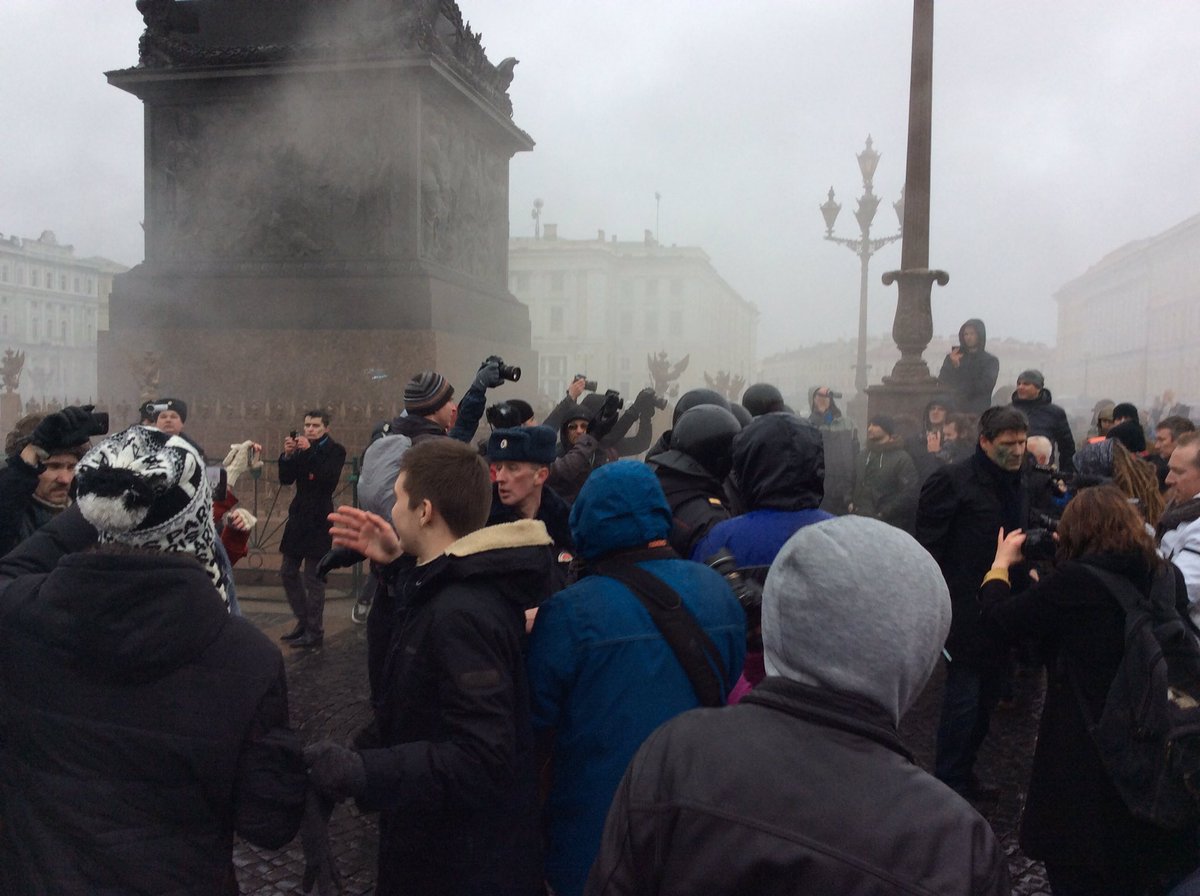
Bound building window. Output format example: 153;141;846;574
1;315;6;336
32;318;39;341
59;274;67;290
670;309;684;335
74;276;80;292
550;306;564;333
645;310;659;338
1;266;7;282
646;279;658;298
17;267;25;285
87;277;94;294
550;272;564;294
31;270;39;287
61;320;68;343
670;278;683;297
620;310;633;336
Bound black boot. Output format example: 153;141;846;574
280;624;306;642
288;632;324;649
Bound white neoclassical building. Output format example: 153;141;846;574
0;230;126;404
509;225;758;404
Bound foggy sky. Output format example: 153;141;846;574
2;1;1197;358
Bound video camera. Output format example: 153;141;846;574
484;355;521;383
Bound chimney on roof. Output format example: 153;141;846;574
597;229;605;242
543;223;557;240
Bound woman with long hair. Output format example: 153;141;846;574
979;485;1198;895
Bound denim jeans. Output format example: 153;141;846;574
934;659;1000;792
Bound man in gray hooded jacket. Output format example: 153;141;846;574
586;516;1008;896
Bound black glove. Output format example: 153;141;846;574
588;407;619;442
473;360;504;391
632;388;658;416
304;740;367;804
30;404;106;453
300;789;344;896
316;546;365;582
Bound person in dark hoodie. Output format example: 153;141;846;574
692;413;833;701
1010;369;1076;473
648;404;742;557
310;438;556;896
808;385;857;515
1107;401;1148;455
0;426;306;894
938;318;1000;416
850;414;919;533
587;517;1008;896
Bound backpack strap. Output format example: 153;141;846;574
591;558;729;707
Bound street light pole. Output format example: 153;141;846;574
820;136;904;394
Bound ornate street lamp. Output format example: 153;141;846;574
532;198;544;239
821;136;904;394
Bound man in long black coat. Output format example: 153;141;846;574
278;408;346;648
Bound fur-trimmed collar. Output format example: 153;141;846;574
445;519;552;558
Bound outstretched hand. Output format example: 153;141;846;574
327;505;403;565
992;528;1026;571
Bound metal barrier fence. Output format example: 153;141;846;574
232;457;363;597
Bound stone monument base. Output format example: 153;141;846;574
0;392;23;436
866;380;943;429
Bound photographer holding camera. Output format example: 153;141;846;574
0;405;108;556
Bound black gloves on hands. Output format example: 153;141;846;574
300;789;344;896
304;740;367;804
30;404;106;453
315;547;365;582
588;407;619;442
632;388;658;416
473;360;504;391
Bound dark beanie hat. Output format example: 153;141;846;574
1017;370;1045;390
405;371;454;415
1108;419;1147;454
487;425;557;465
156;398;188;422
1112;402;1140;422
869;414;897;436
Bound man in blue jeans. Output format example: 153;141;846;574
915;405;1055;799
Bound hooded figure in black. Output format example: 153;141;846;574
938;318;1000;415
648;404;742;557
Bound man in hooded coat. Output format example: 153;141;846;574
938;318;1000;415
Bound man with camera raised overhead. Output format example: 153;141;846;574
0;405;108;556
915;405;1056;801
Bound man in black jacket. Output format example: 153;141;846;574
916;405;1055;799
278;408;346;648
587;516;1008;895
308;438;555;896
938;318;1000;415
1010;369;1077;473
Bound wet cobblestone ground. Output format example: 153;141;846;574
236;588;1052;894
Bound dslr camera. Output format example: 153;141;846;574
1022;510;1060;564
575;374;598;391
600;389;624;416
652;394;668;410
705;549;763;613
484;355;521;383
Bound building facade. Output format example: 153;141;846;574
1054;212;1200;412
0;230;126;405
509;226;757;406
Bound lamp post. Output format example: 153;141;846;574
820;136;904;394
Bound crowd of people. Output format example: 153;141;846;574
2;327;1200;894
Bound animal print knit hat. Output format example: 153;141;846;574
74;425;230;608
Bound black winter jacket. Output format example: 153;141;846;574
937;318;1000;415
649;452;731;558
1011;387;1077;472
979;555;1198;893
916;447;1055;667
0;509;306;895
587;676;1009;895
358;521;556;896
278;433;346;557
0;454;65;557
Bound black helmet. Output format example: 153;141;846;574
671;388;730;425
728;402;753;428
741;382;785;417
673;405;742;480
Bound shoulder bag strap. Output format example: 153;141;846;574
592;559;728;707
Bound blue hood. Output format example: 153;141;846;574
569;460;672;560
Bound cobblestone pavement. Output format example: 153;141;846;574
235;590;1052;894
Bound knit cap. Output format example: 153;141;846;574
1016;370;1045;390
761;516;950;725
404;371;454;415
155;397;188;422
74;426;230;608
